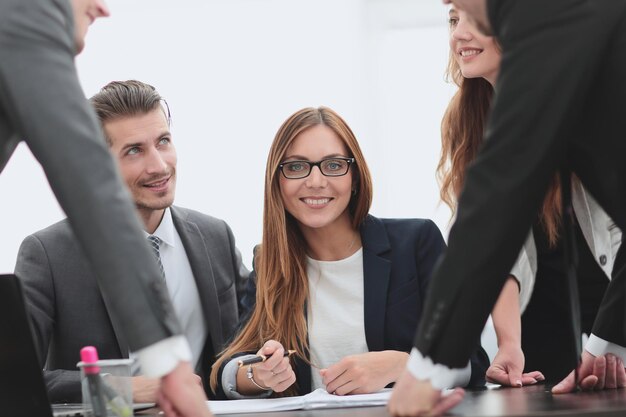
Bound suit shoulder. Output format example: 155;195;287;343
373;216;445;249
17;218;84;268
26;218;75;245
172;206;230;232
376;216;442;237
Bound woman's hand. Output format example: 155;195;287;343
247;340;296;393
486;343;544;387
320;350;409;395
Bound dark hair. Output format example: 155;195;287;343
90;80;170;144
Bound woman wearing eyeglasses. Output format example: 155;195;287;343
210;106;488;399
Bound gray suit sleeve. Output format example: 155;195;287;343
0;0;181;351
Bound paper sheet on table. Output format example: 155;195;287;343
207;388;392;414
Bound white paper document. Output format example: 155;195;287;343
207;388;392;415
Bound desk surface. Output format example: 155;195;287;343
197;385;626;417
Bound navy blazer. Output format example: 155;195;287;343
217;215;488;397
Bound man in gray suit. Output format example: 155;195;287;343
1;1;211;415
15;80;250;403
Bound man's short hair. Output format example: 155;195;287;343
90;80;170;145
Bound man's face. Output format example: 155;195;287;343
71;0;110;53
104;108;177;215
443;0;492;35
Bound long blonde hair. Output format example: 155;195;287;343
437;47;562;246
210;107;373;395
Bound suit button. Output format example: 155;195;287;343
599;255;607;266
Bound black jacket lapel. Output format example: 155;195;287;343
361;215;391;352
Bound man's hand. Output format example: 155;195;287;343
132;376;160;403
552;351;626;394
137;373;201;402
486;344;544;387
388;370;464;417
320;351;408;395
158;361;212;417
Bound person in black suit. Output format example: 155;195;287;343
442;6;621;387
210;107;488;399
389;1;626;416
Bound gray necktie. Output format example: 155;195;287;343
147;235;166;281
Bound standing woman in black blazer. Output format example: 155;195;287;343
390;1;626;415
210;107;488;398
440;6;620;387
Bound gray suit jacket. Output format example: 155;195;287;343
0;0;181;359
15;206;250;402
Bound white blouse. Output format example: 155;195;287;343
307;248;368;391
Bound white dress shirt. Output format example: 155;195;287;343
134;208;206;377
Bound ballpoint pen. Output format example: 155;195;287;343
238;349;296;367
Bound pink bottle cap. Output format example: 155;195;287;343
80;346;101;374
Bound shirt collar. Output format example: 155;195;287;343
144;207;176;248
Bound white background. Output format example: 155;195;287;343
0;1;498;355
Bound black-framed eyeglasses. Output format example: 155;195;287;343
278;157;355;179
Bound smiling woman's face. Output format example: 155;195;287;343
279;124;354;234
449;7;501;85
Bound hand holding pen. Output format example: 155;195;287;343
238;349;296;367
241;340;296;393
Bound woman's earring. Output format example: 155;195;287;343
352;188;357;196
